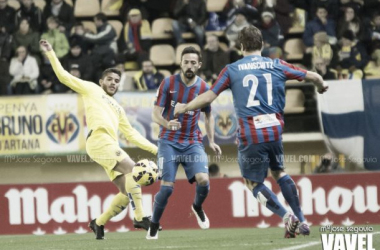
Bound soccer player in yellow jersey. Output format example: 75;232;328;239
40;40;158;240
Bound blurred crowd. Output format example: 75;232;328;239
1;0;380;96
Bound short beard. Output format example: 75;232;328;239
182;69;196;80
102;85;117;96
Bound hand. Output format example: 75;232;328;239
209;142;222;157
174;103;187;117
167;119;181;131
39;40;52;52
318;81;329;94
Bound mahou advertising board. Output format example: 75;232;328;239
0;173;379;235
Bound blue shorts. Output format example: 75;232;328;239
157;139;209;183
238;140;284;183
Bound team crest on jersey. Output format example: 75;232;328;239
46;109;80;144
214;110;237;139
116;150;121;156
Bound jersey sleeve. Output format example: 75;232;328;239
154;78;169;107
277;59;307;81
45;50;97;95
211;66;231;96
119;113;158;155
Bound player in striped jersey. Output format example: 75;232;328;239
146;47;222;240
174;26;328;238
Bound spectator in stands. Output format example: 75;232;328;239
41;16;69;59
0;24;12;62
133;60;164;91
309;0;340;21
201;35;229;83
370;11;380;66
225;0;259;27
62;41;94;81
42;0;75;36
258;9;283;59
337;3;371;43
172;0;207;47
80;13;117;77
339;30;369;68
69;22;91;54
122;8;151;65
337;30;369;79
226;12;249;49
310;32;337;68
313;57;337;80
208;163;227;178
15;0;43;32
0;23;12;95
303;6;337;49
38;63;57;94
313;153;344;174
0;0;16;33
273;0;293;35
9;45;39;94
12;18;40;63
119;0;149;23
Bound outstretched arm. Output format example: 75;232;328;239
305;71;329;94
204;112;222;156
40;39;95;95
119;113;158;155
174;90;217;116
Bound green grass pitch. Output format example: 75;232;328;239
1;226;379;250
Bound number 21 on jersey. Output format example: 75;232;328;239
242;73;273;107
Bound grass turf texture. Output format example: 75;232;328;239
1;226;379;250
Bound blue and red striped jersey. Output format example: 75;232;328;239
211;55;307;145
155;74;211;144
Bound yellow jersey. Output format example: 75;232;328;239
45;50;157;155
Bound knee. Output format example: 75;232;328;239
197;178;209;186
156;184;174;200
244;178;258;191
271;170;285;180
195;174;209;186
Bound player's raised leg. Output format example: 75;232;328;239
114;156;152;230
239;142;299;238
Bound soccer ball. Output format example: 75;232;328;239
132;159;158;186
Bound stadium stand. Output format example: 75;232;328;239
150;44;176;66
74;0;100;17
100;0;120;17
284;89;306;114
151;18;174;40
284;38;304;61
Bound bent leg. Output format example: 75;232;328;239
245;178;288;218
114;156;146;221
